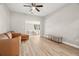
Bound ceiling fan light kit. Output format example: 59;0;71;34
32;7;35;10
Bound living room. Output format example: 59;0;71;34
0;2;79;56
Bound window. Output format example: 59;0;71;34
34;24;40;30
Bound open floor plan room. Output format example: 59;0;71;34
0;3;79;56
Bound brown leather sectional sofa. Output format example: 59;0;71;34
0;31;29;56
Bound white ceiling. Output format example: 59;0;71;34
6;3;67;17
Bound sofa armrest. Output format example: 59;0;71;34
0;36;21;56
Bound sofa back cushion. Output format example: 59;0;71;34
6;32;12;39
0;34;9;39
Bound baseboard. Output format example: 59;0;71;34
63;41;79;48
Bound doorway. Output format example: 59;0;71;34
25;21;40;35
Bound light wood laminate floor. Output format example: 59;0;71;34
21;35;79;56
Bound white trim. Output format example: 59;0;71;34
63;41;79;48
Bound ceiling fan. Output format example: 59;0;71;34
24;3;43;12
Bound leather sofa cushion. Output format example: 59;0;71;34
0;34;9;39
6;32;12;39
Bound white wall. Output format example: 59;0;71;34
0;4;10;34
40;18;45;36
44;4;79;46
10;12;44;35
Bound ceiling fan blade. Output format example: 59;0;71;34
31;3;36;6
24;5;31;7
32;3;33;6
36;5;43;7
35;8;40;12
